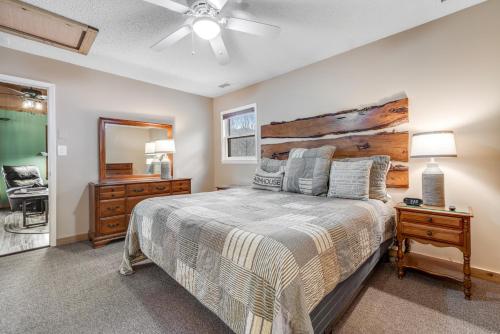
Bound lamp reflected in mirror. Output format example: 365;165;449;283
155;139;176;180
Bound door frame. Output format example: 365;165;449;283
0;74;57;246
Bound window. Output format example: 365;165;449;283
221;104;257;164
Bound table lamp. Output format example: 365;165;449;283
410;131;457;207
154;139;175;179
144;142;157;174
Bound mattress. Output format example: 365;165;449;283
120;187;395;334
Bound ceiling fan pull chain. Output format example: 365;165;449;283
191;30;196;55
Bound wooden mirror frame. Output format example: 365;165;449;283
98;117;173;182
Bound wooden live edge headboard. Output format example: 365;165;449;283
260;98;409;188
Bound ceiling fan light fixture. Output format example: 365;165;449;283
193;17;221;40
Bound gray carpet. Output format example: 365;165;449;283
0;241;499;334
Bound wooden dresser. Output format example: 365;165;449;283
89;178;191;248
395;204;473;299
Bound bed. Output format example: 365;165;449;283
120;187;395;333
120;98;408;333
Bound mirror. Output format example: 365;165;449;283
99;118;173;181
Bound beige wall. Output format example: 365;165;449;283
0;46;213;239
213;1;500;272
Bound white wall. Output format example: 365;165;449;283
213;1;500;272
0;46;213;239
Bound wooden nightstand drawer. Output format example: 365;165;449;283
99;215;127;234
126;183;151;197
400;211;462;229
401;222;463;245
99;199;126;218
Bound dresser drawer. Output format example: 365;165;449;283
99;199;126;218
99;215;127;235
126;183;150;197
149;182;171;194
172;180;190;194
126;195;151;214
99;185;125;199
400;211;462;229
401;222;463;245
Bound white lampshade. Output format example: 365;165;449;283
411;131;457;158
145;142;156;155
154;139;176;153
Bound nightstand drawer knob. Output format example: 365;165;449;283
426;230;433;237
427;217;433;223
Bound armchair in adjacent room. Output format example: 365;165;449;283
1;165;46;211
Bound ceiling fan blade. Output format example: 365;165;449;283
226;17;280;37
151;25;192;51
143;0;190;14
209;35;230;65
3;86;24;95
207;0;229;10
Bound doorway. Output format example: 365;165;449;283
0;74;56;256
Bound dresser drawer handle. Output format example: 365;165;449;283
426;230;433;237
156;186;166;190
132;188;144;193
107;223;119;228
107;206;121;211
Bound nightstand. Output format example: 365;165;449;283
395;204;473;299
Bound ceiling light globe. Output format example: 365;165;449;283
193;17;221;40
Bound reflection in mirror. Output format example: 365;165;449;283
105;124;168;176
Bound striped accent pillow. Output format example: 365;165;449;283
252;168;284;192
335;155;391;202
327;160;373;200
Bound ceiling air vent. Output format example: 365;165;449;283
218;82;231;88
0;0;98;55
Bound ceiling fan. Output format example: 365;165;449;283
144;0;281;65
0;86;47;110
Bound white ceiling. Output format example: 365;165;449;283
0;0;484;97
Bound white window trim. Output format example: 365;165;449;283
220;103;258;164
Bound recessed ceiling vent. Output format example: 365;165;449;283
218;82;230;88
0;0;98;55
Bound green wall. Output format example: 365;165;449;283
0;109;47;208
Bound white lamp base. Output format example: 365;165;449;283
160;156;172;180
422;159;445;207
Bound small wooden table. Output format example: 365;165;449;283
395;204;473;299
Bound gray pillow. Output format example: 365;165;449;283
283;146;336;196
327;160;374;200
252;168;284;192
260;158;287;173
336;155;391;201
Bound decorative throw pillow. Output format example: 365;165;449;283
283;146;336;196
336;155;391;202
327;160;374;200
260;158;287;173
252;168;284;192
